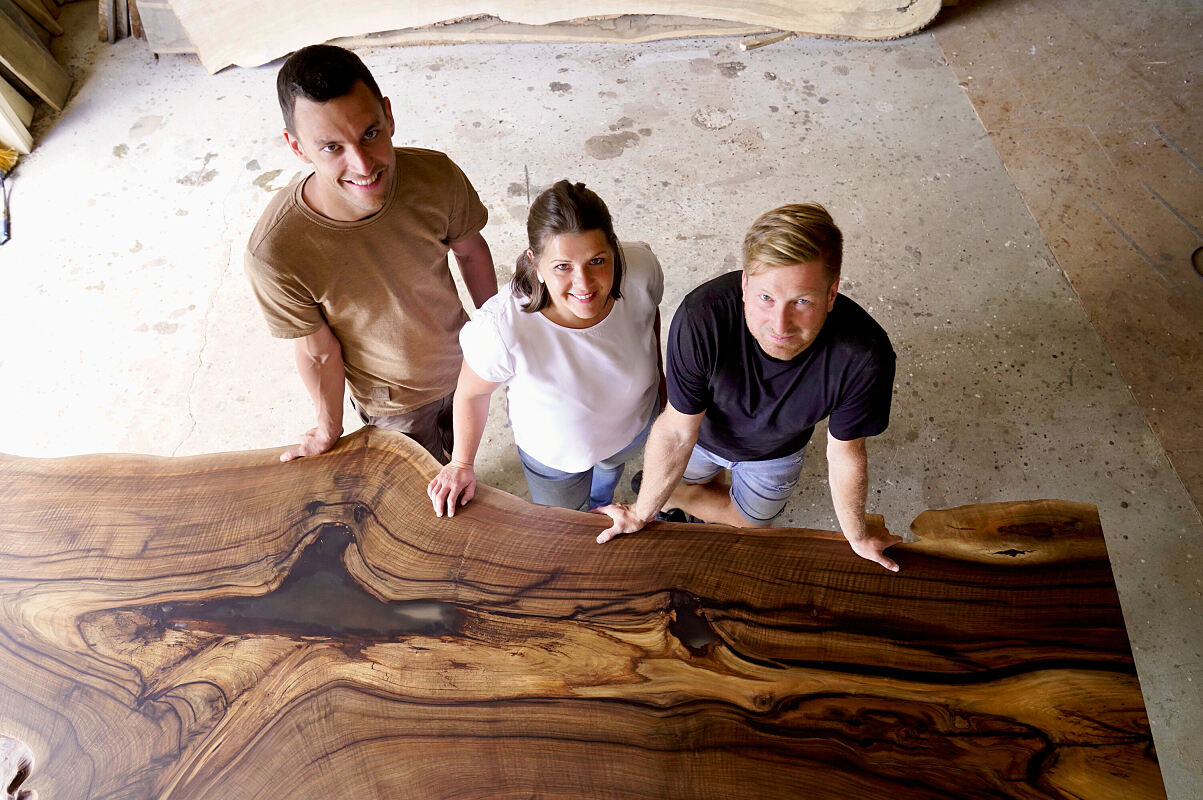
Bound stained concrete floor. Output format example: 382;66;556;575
3;3;1200;797
933;0;1203;530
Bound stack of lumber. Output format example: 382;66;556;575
98;0;143;43
0;0;71;155
99;2;192;55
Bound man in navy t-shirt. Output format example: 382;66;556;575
596;204;901;572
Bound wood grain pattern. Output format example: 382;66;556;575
0;428;1164;799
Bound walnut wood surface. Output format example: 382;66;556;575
0;428;1164;798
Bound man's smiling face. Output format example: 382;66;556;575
284;79;396;221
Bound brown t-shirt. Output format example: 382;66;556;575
245;148;488;416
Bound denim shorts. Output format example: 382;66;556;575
682;442;807;524
517;411;656;511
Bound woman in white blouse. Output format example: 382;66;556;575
427;180;664;515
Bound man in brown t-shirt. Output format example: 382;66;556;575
245;45;496;464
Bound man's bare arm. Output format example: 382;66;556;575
595;404;704;543
449;232;498;309
281;321;345;463
826;432;901;572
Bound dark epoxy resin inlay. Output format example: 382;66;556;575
668;589;720;655
143;525;461;639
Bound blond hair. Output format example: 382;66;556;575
743;203;842;284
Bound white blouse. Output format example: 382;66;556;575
460;242;664;472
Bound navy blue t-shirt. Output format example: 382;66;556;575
667;271;895;461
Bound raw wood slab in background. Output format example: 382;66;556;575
127;2;947;63
0;428;1164;798
161;0;944;72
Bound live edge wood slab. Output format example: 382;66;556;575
0;428;1165;799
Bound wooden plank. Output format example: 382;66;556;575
0;0;70;110
128;0;142;38
0;73;32;126
97;0;112;42
40;0;60;19
0;93;32;153
0;428;1166;799
0;0;42;41
0;62;25;96
12;0;62;35
114;0;128;39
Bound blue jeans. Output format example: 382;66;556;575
682;442;807;524
517;413;656;511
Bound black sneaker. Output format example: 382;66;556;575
630;470;643;495
654;508;704;524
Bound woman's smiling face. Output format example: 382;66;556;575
533;230;616;329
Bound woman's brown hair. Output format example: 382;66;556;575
512;180;624;312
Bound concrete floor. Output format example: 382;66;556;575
933;0;1203;530
3;3;1200;797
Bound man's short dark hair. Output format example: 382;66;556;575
276;44;384;133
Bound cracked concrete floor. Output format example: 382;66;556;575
2;4;1200;797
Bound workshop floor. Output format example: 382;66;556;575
3;2;1200;797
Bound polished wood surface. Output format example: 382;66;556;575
0;428;1164;798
